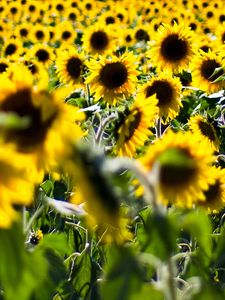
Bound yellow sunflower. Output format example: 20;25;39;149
140;130;215;207
82;24;117;56
115;94;158;157
55;21;77;44
86;52;139;106
190;50;225;93
0;65;84;181
198;166;225;212
139;72;183;123
188;115;220;151
28;44;55;67
148;22;195;73
0;58;10;74
2;38;23;59
30;23;50;44
0;146;34;228
56;47;85;86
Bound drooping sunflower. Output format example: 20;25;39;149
86;52;139;106
115;94;158;157
82;24;117;56
188;115;220;151
198;166;225;212
148;22;195;73
0;146;34;228
139;72;183;123
140;130;215;207
56;47;85;86
190;50;225;93
0;65;84;181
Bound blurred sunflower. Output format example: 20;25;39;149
140;73;183;123
140;130;215;207
115;94;158;157
56;47;85;86
3;38;23;59
148;22;195;73
0;65;84;180
29;44;55;67
0;58;10;74
55;21;77;44
188;115;220;151
30;24;50;44
199;166;225;212
86;52;139;106
15;23;30;42
0;146;34;228
82;24;116;55
191;51;225;93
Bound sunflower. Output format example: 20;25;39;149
28;44;55;67
55;21;77;44
199;166;225;212
0;65;84;180
56;47;85;86
134;24;151;43
190;50;225;93
15;23;30;42
82;24;117;55
139;72;183;123
140;130;215;207
115;94;158;157
0;146;34;228
3;38;23;59
148;22;195;73
0;58;10;74
30;24;50;43
86;52;139;106
188;115;220;151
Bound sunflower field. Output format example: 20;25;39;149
2;0;225;299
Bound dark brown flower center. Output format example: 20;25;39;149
204;180;220;203
35;30;44;40
124;109;142;142
28;5;35;12
0;89;57;152
106;16;115;25
135;29;150;42
56;4;64;11
159;149;196;186
0;63;8;73
35;49;49;62
5;44;17;56
69;12;77;21
20;28;28;37
66;57;82;79
100;62;128;89
198;120;216;141
90;31;109;51
145;80;174;106
160;34;189;62
62;31;71;40
200;60;223;82
10;7;18;14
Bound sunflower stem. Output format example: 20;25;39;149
85;83;91;107
167;257;178;300
95;113;117;147
155;118;162;138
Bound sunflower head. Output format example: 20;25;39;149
86;52;139;106
148;23;195;73
140;130;215;207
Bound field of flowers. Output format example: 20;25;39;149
1;0;225;299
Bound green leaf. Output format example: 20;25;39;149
130;284;164;300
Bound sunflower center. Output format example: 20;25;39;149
124;109;142;142
56;4;64;11
200;60;223;82
5;44;17;56
145;80;173;106
159;148;196;186
135;29;150;42
10;7;18;14
200;45;210;53
90;31;109;50
29;5;35;12
100;62;128;89
20;28;28;37
106;16;115;24
36;30;44;40
0;89;57;152
62;31;71;40
222;32;225;43
126;34;132;42
0;63;8;73
66;57;82;79
160;34;188;62
219;15;225;23
69;12;76;21
35;49;49;62
204;180;220;203
198;120;216;141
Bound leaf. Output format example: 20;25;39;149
130;284;164;300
